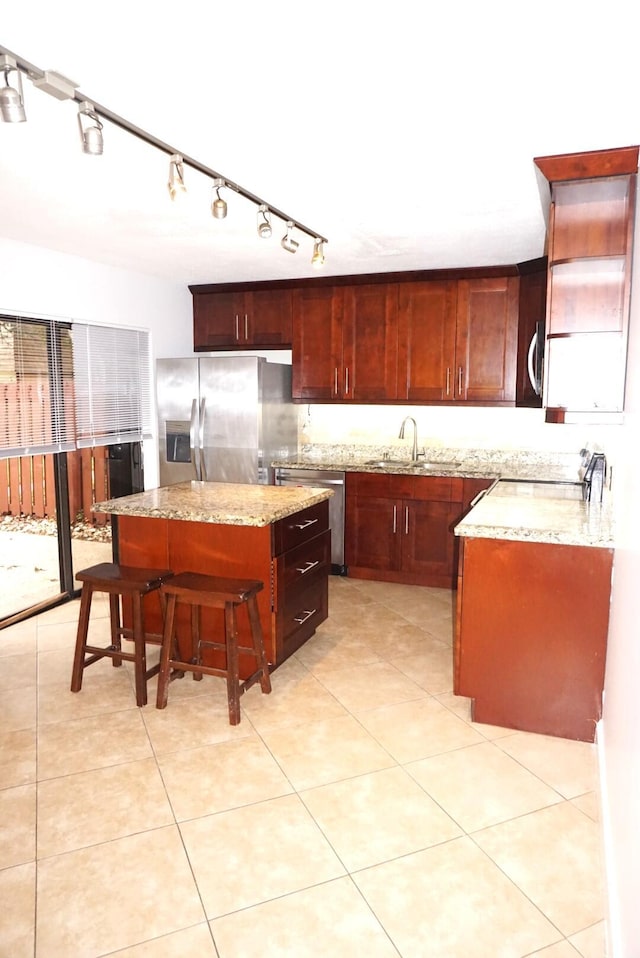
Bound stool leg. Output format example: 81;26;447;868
70;584;93;693
156;593;177;709
247;595;271;695
132;592;148;707
225;602;241;725
191;603;203;681
109;593;123;667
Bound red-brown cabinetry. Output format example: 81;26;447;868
345;472;464;587
193;288;293;350
292;283;398;401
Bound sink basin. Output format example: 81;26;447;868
364;459;461;471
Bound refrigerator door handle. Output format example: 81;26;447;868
189;398;200;480
198;397;207;481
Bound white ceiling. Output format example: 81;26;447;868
1;2;638;287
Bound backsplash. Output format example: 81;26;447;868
298;402;621;471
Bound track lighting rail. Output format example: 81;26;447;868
0;43;328;253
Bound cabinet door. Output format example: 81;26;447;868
292;287;343;400
193;292;241;350
402;499;460;581
455;277;519;403
345;494;401;572
342;284;398;401
397;281;457;401
244;289;293;346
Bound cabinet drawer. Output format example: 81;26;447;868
279;530;331;591
281;574;329;655
272;500;329;554
347;472;463;502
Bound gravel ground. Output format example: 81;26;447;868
0;515;112;620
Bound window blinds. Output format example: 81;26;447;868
72;324;152;448
0;316;76;457
0;316;151;457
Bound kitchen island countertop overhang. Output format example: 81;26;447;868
94;480;333;526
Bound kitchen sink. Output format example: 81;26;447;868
364;459;461;471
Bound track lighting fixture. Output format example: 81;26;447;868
77;101;104;155
0;54;26;123
167;154;187;200
211;178;227;219
311;238;325;268
257;204;272;239
281;221;299;253
0;43;328;265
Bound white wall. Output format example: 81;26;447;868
0;236;193;487
599;209;640;955
301;393;622;464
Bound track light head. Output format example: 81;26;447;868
211;178;227;219
77;101;103;155
167;154;186;200
281;221;299;253
0;55;26;123
311;238;325;268
257;204;272;239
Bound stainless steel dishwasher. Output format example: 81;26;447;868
274;467;346;574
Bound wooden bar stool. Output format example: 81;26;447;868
71;562;174;707
156;571;272;725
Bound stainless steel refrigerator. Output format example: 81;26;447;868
156;356;297;486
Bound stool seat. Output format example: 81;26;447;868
156;571;271;725
71;562;174;707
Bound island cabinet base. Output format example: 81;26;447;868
115;500;330;679
455;536;613;742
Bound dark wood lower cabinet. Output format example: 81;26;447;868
455;535;613;742
345;473;464;588
116;501;330;679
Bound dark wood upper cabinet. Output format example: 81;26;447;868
293;283;397;401
343;284;398;401
455;276;519;403
192;258;544;407
192;288;293;350
397;276;520;405
292;286;343;401
397;281;457;401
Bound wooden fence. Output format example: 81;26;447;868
0;448;110;526
1;378;109;526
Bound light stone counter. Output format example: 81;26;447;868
273;445;582;483
455;480;614;548
94;481;332;527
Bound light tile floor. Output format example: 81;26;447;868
0;576;607;957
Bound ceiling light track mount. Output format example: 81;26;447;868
0;43;328;264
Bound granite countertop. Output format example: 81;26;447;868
272;446;582;483
454;479;615;548
94;481;333;527
273;445;614;548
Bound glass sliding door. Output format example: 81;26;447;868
0;317;75;622
1;313;151;626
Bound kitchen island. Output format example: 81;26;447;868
454;480;615;741
94;481;333;677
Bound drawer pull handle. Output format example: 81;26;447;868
293;608;316;625
293;518;319;530
296;560;320;574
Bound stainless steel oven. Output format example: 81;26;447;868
274;467;346;574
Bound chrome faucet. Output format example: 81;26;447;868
398;416;419;461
